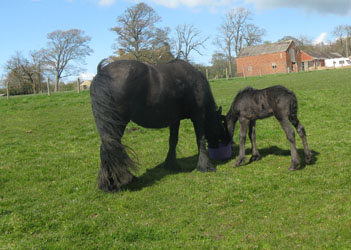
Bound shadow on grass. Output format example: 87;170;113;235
230;143;320;169
125;145;319;191
126;154;198;192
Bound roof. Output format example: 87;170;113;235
302;50;343;59
238;40;293;58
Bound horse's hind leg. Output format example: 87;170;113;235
164;121;181;171
278;118;301;170
291;118;312;164
235;118;249;166
98;123;137;192
248;120;261;163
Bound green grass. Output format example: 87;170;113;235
1;68;351;249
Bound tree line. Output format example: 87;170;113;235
1;2;350;95
1;29;93;95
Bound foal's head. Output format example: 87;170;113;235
206;107;232;148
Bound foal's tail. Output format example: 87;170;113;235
90;64;137;192
288;92;300;128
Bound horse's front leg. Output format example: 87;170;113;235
164;121;181;171
248;120;261;163
192;120;216;172
235;118;249;166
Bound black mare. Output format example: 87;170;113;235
226;85;312;170
90;59;230;192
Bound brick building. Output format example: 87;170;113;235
300;50;345;70
236;40;301;77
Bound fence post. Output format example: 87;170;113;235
6;82;9;100
77;77;81;94
206;68;209;81
46;77;51;96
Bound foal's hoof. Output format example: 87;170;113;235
234;157;246;167
249;154;261;163
305;153;313;165
288;163;300;171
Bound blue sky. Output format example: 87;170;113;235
1;0;350;81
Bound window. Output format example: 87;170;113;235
272;63;277;69
339;60;344;65
248;66;252;72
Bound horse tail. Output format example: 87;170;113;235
288;91;299;128
90;64;137;192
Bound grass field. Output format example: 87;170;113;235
1;68;351;249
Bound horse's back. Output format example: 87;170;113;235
91;59;211;128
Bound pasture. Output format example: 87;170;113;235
1;68;351;249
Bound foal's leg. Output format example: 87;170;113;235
278;118;301;170
164;121;181;171
291;119;312;164
192;119;216;172
248;120;261;163
235;118;249;166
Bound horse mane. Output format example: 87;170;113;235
234;86;255;101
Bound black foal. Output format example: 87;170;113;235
226;85;312;171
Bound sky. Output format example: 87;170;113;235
1;0;350;81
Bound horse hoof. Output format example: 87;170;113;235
235;157;246;166
305;154;313;165
249;154;261;163
98;183;120;193
197;164;216;172
288;164;300;171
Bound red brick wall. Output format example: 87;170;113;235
236;43;301;77
236;52;288;77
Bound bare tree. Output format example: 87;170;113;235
333;25;347;56
216;7;265;76
344;25;351;57
5;51;38;94
215;16;235;77
210;51;232;79
228;7;251;57
111;3;170;63
174;24;208;62
244;24;266;47
44;29;93;92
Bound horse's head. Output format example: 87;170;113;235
206;106;232;148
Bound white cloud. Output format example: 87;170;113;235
244;0;351;15
313;32;327;45
79;72;95;81
98;0;116;7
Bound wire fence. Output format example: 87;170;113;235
0;78;89;99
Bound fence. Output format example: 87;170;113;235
1;77;85;100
